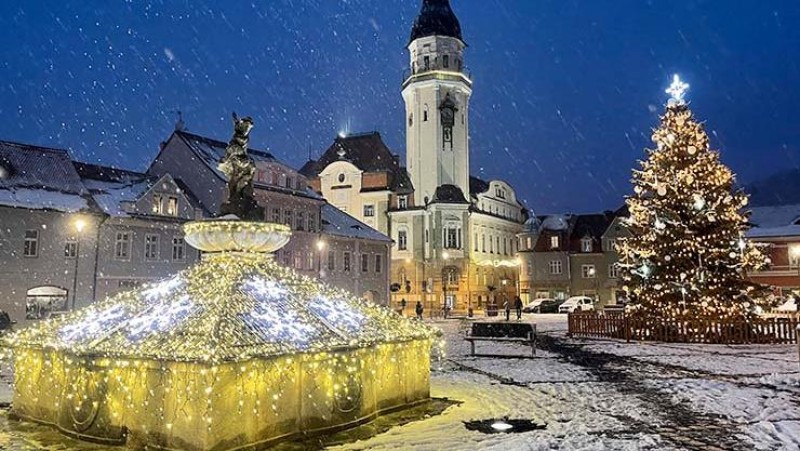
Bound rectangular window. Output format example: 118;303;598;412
167;196;178;216
285;177;293;189
445;227;458;249
398;230;408;251
582;265;596;279
327;250;335;271
284;210;293;226
481;234;485;253
582;238;593;253
375;254;382;273
398;196;408;209
272;208;281;223
283;250;291;266
608;264;619;279
64;240;77;259
308;215;316;232
172;237;185;261
343;252;351;272
152;194;163;214
474;233;478;252
306;252;314;270
550;236;560;249
549;260;563;275
145;234;160;261
296;212;305;231
526;236;533;249
23;230;39;257
443;54;449;68
294;252;303;269
114;231;130;260
363;204;375;217
361;254;369;273
503;238;508;255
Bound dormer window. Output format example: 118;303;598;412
550;236;560;249
398;195;408;209
167;197;178;216
152;194;163;214
581;237;593;253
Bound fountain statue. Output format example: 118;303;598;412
218;112;263;220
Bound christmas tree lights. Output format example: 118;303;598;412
618;75;771;320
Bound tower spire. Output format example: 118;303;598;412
409;0;463;44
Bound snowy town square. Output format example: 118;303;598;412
1;0;800;450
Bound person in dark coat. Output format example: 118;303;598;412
415;301;424;320
514;296;523;320
503;297;511;321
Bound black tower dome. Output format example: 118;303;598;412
409;0;463;44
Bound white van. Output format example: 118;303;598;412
558;296;595;313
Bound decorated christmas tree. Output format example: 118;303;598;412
618;75;770;320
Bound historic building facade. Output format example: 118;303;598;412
746;204;800;295
517;210;629;307
302;0;527;314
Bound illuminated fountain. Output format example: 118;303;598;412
4;115;437;450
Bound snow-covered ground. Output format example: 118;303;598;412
0;315;798;450
333;315;800;451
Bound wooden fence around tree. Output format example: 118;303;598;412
568;311;799;344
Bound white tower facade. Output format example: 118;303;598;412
402;0;472;204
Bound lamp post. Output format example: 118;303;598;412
316;239;326;279
70;217;86;311
442;251;450;318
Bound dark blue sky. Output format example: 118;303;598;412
1;0;799;213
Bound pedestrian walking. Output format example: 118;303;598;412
514;296;523;320
400;298;407;313
503;297;511;321
415;301;424;320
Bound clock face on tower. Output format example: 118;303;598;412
441;107;455;127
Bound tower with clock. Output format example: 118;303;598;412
402;0;472;204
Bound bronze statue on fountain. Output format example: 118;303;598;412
218;112;264;220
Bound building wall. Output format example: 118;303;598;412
94;217;199;301
319;238;390;305
0;208;101;324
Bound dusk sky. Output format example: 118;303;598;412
1;0;799;213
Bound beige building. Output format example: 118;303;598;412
302;0;527;315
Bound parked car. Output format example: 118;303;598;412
538;299;564;314
523;298;554;313
776;297;798;313
558;296;595;313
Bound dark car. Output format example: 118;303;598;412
523;298;563;314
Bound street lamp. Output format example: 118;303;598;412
316;239;326;278
70;217;86;310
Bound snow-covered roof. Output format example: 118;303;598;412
321;203;391;243
174;131;323;200
541;214;572;231
75;163;157;217
0;140;92;212
746;204;800;239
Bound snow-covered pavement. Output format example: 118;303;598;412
0;315;798;450
334;314;800;451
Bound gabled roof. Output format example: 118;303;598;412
75;162;158;217
0;140;93;213
409;0;464;44
303;132;413;193
168;130;322;201
321;203;392;243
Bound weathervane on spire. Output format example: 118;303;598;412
665;74;689;106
